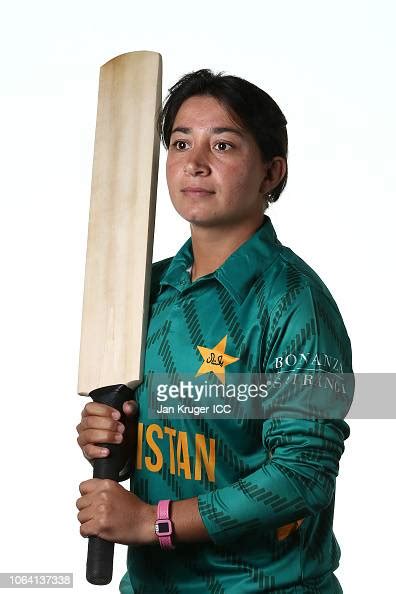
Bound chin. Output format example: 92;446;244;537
184;215;228;229
174;205;215;225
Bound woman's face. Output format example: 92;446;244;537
166;95;273;230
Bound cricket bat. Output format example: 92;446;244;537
77;50;162;585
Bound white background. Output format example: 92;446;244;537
1;0;395;592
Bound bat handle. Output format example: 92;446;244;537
85;384;135;586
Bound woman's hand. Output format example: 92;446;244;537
76;479;156;546
76;400;138;462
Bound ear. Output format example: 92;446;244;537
259;157;287;194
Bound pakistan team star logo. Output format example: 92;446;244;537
195;335;239;383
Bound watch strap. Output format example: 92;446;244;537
155;499;175;550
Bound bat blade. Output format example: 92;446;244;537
78;51;162;397
76;50;162;585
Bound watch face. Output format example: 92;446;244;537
155;520;172;536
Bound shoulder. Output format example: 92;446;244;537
149;256;173;298
151;257;173;281
262;242;345;323
260;245;353;373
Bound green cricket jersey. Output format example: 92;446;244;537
119;215;353;593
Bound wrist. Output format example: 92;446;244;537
140;503;157;546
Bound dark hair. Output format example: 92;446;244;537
157;69;288;203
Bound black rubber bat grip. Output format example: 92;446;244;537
85;384;134;586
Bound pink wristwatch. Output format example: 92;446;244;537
154;500;175;550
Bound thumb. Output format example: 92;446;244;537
123;400;139;417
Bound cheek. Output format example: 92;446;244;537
165;158;172;182
165;160;177;191
220;162;258;203
165;161;182;207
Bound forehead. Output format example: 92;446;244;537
173;95;243;130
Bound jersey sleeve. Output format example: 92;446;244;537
197;284;354;545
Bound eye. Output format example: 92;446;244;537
214;141;232;152
171;140;190;151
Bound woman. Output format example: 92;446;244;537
76;69;353;593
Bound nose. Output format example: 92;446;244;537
183;145;211;176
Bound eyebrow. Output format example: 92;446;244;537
171;126;244;137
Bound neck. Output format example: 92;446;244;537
190;216;266;281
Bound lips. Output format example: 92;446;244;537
181;187;215;195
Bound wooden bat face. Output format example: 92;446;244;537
78;51;162;397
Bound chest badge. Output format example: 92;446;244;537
195;335;239;383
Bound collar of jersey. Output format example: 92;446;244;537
159;215;280;304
